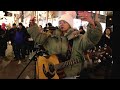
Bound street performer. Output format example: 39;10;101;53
27;11;102;79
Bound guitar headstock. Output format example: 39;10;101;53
85;44;112;65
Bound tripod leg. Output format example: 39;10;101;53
17;59;33;79
34;60;36;79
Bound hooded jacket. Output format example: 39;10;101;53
27;21;102;77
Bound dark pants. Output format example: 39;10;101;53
0;42;7;57
0;48;6;57
26;41;34;54
13;43;25;60
111;60;120;79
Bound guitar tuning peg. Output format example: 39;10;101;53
112;61;113;64
109;55;112;58
98;59;101;63
99;46;101;49
104;44;107;47
103;57;106;60
106;53;109;55
111;56;112;58
95;57;98;59
104;47;107;50
98;49;101;51
100;55;103;57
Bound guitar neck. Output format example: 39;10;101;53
55;59;80;70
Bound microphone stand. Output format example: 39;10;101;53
17;44;48;79
17;51;37;79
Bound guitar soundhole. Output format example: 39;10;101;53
49;64;55;72
42;64;55;79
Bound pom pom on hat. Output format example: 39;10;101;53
65;11;77;19
59;11;76;28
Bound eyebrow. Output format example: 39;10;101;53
59;21;67;23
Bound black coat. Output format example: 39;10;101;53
9;27;29;45
0;29;8;50
96;34;112;49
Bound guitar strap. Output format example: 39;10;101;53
66;39;73;60
56;39;73;78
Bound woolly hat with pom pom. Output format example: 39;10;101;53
1;23;6;30
59;11;76;28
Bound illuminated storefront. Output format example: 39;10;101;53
0;11;14;27
18;11;107;30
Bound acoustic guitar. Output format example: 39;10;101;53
36;45;112;79
36;54;81;79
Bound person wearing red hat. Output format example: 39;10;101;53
29;16;36;25
1;23;6;31
0;23;8;59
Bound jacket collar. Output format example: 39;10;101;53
52;28;79;40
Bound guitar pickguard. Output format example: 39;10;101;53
36;55;60;79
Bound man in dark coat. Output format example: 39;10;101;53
0;23;8;59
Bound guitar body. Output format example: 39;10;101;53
36;54;60;79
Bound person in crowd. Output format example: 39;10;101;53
95;27;112;79
44;22;56;32
96;27;112;49
9;23;18;50
10;23;28;64
27;11;102;79
39;25;43;33
79;26;85;34
0;23;8;59
26;22;35;57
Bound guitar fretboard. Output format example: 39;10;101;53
55;59;80;70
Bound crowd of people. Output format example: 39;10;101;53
0;21;57;62
0;11;113;79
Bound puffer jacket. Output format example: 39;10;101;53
27;21;102;77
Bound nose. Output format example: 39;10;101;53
59;24;63;29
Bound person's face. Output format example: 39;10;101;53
30;21;34;26
59;20;71;32
105;29;111;35
19;25;22;29
13;25;16;28
79;28;83;31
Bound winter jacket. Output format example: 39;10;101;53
96;34;112;49
27;21;102;77
0;28;8;50
9;27;28;45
